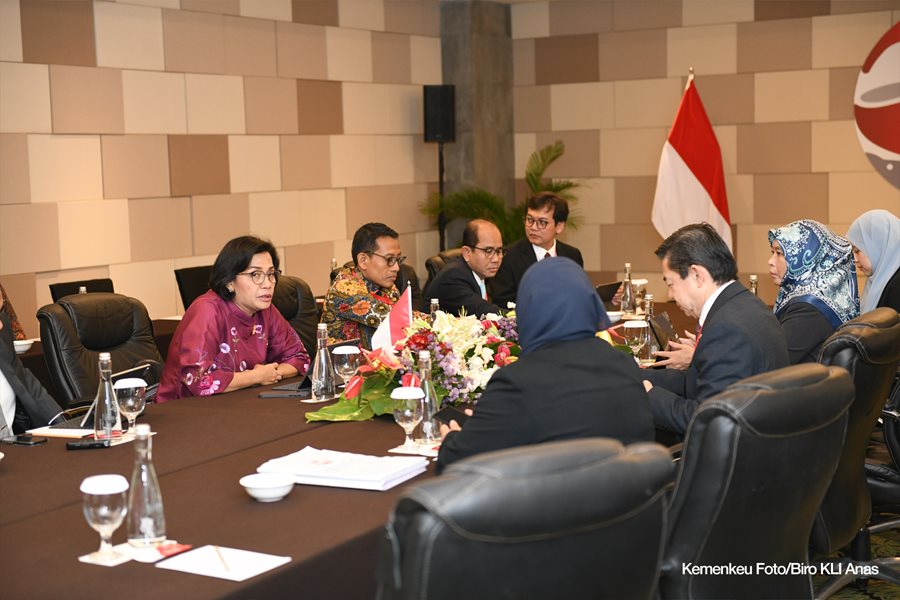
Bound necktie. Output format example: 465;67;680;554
477;279;487;300
695;325;703;347
543;252;551;260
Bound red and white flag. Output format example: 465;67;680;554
371;285;413;353
652;76;732;250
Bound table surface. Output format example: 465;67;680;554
0;383;433;599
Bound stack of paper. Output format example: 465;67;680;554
258;446;428;491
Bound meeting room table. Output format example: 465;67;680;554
0;383;434;599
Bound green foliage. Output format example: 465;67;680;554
422;141;583;245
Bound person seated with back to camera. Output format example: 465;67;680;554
320;222;405;350
423;219;505;318
157;236;310;402
0;290;63;434
767;219;859;364
436;257;655;474
847;209;900;313
487;192;584;307
643;223;789;436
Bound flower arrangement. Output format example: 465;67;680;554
306;311;520;423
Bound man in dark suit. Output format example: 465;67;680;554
643;223;789;435
488;192;583;307
423;219;504;317
0;293;62;435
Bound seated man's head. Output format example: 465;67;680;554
655;223;737;319
461;219;504;280
525;192;569;250
352;222;403;289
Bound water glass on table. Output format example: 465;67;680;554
623;320;650;363
114;378;147;438
331;346;361;386
391;387;425;450
80;475;129;565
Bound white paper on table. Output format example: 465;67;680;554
28;426;91;439
388;443;439;458
258;446;428;491
155;545;290;582
78;551;131;567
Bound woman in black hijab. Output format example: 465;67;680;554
436;257;654;473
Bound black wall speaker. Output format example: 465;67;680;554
424;85;455;143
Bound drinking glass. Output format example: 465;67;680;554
331;346;361;386
391;387;424;450
623;321;650;358
80;474;128;565
114;378;147;438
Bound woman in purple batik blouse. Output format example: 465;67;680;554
157;236;311;402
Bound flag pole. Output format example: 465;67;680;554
685;67;694;90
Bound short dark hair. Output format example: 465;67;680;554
461;219;497;248
210;235;280;300
351;222;399;266
527;192;569;223
655;223;737;284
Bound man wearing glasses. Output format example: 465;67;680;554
321;222;404;350
489;193;583;307
424;219;504;317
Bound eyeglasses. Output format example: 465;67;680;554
237;270;281;285
367;252;406;267
524;215;552;230
472;246;505;258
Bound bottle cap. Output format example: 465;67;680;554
749;274;758;282
645;294;654;302
99;351;111;361
418;350;430;360
317;323;327;331
135;424;151;437
430;298;439;304
78;286;87;294
625;262;631;269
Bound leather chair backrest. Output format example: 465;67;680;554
423;248;463;293
379;438;675;600
37;293;163;408
49;278;114;303
661;364;853;599
811;307;900;556
174;265;212;310
271;275;317;358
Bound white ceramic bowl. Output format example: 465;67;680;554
239;473;295;503
607;311;624;324
13;340;34;355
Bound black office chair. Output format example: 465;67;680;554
49;278;114;303
272;274;318;358
174;265;212;310
422;248;463;293
378;438;675;600
866;372;900;513
659;363;854;599
37;293;163;408
811;307;900;598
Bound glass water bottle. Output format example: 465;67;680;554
621;262;636;314
311;323;336;402
418;350;440;444
429;299;440;322
749;274;759;296
93;352;122;440
644;294;658;361
127;424;166;547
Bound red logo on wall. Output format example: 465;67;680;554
854;22;900;190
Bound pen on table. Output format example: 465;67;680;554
213;545;231;572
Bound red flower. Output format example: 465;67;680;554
401;372;421;387
344;375;364;399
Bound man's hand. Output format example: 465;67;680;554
438;408;473;438
653;339;695;370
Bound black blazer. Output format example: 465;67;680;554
488;238;584;307
0;313;62;433
645;282;789;435
422;256;502;317
437;336;655;473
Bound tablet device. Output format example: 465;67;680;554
595;281;621;310
649;311;678;353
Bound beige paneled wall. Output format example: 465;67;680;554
511;0;900;306
0;0;442;337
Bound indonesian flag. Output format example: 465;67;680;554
371;284;413;353
652;77;732;250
